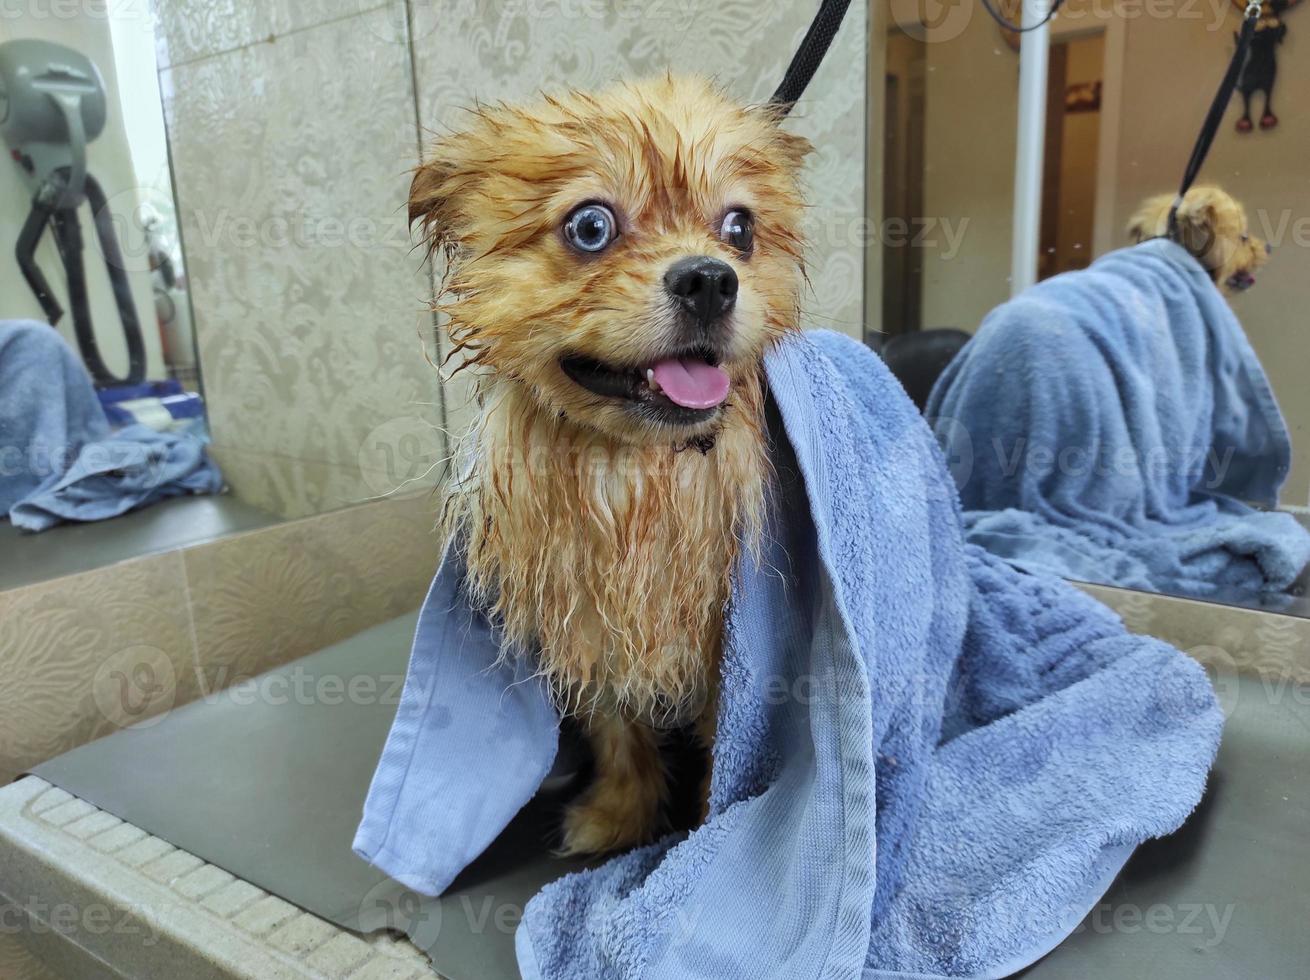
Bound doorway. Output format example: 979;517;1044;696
881;31;927;336
1040;31;1106;280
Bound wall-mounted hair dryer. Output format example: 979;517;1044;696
0;38;145;386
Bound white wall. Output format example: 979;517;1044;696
0;9;165;381
918;12;1019;331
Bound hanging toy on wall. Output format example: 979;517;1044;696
1232;0;1302;132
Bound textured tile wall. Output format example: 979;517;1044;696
0;493;441;787
0;933;59;980
157;0;443;519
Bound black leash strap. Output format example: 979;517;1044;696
771;0;852;112
1168;1;1262;238
772;0;1067;114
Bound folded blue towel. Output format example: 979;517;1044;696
10;422;225;531
925;240;1310;597
0;319;109;513
356;329;1223;979
1;319;224;531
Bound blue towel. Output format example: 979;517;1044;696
1;319;224;531
925;240;1310;597
355;329;1223;979
0;319;110;512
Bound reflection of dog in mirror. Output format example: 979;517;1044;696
410;76;809;855
1128;186;1270;295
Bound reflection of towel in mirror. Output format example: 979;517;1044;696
0;319;223;531
354;329;1223;980
926;239;1310;597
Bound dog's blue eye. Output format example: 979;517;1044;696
564;204;617;253
720;209;754;254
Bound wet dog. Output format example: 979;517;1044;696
1128;185;1270;295
409;76;809;854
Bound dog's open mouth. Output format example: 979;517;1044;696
1226;269;1257;292
1220;269;1252;293
560;348;730;422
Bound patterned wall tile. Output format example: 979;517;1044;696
0;932;61;980
1080;582;1310;686
181;493;441;693
207;439;446;522
0;552;200;786
150;0;392;68
160;3;444;487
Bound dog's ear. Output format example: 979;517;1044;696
409;154;460;258
747;100;812;173
1171;193;1220;263
773;127;814;175
1127;193;1172;244
1126;210;1150;243
759;107;814;177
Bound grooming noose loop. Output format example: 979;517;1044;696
1167;0;1265;239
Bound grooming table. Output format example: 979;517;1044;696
0;494;276;592
1;614;1306;978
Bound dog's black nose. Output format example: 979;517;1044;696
664;256;737;325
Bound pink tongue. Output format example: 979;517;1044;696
650;358;731;409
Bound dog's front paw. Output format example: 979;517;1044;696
558;790;663;856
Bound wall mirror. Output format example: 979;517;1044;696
871;0;1310;616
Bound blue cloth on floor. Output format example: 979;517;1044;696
0;319;223;531
925;239;1310;597
355;329;1223;979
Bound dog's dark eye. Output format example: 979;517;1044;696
720;209;754;254
563;204;617;254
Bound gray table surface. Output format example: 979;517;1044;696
0;493;277;591
31;615;1310;979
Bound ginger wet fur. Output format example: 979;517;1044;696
1128;185;1270;296
411;75;809;854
